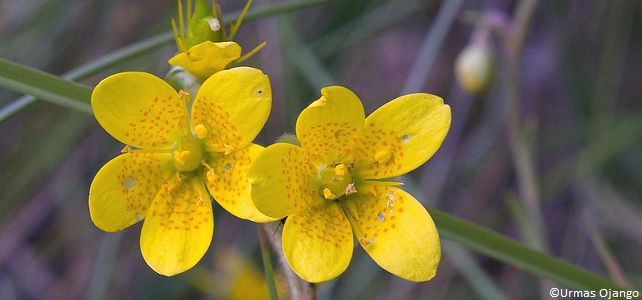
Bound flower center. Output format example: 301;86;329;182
172;136;204;172
319;163;357;200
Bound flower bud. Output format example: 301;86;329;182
183;0;225;48
173;0;225;53
455;42;495;93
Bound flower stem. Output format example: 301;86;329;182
497;0;555;297
261;222;317;300
500;0;545;250
258;223;279;300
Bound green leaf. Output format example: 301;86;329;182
0;58;92;114
429;208;624;291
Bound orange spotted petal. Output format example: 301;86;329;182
191;67;271;154
248;143;322;219
296;86;365;165
89;152;174;232
140;175;214;276
91;72;189;150
354;93;451;179
204;144;277;223
343;184;440;282
282;202;354;283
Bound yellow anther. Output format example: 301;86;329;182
177;90;190;104
223;144;234;155
194;123;208;139
121;145;133;153
323;188;337;200
206;169;218;183
201;161;218;183
335;164;348;176
374;149;392;164
173;150;191;165
320;164;354;200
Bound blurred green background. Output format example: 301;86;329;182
0;0;641;299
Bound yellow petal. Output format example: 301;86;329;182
248;143;322;219
355;93;451;179
140;175;214;276
168;41;242;81
282;203;353;283
296;86;365;165
91;72;189;149
344;184;440;282
204;144;278;223
89;152;174;232
191;67;271;154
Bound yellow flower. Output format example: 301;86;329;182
248;86;451;283
89;67;275;276
169;0;264;82
168;41;242;81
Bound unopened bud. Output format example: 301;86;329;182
455;42;495;93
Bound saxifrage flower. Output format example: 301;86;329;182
89;67;275;276
248;86;451;282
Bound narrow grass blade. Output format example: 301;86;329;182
429;208;624;291
0;58;92;114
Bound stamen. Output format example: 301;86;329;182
121;145;133;153
359;236;375;247
386;189;396;215
206;169;218;183
194;123;208;139
201;161;218;183
374;149;392;164
120;145;171;154
335;164;348;176
345;183;357;195
323;188;336;200
177;90;190;104
196;196;206;206
223;144;234;155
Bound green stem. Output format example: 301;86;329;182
258;224;279;300
263;222;317;300
501;0;546;251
